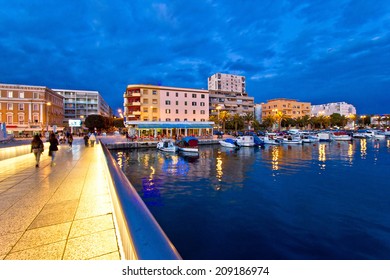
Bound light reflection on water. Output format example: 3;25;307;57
111;138;390;260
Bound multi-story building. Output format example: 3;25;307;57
208;73;254;117
261;98;311;120
0;83;63;137
254;103;263;122
53;89;111;126
123;85;209;122
311;102;356;117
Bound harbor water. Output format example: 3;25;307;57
111;139;390;260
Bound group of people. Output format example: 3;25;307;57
31;132;59;167
83;133;97;147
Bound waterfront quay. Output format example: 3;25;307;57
0;137;121;260
0;135;189;260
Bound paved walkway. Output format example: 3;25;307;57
0;139;121;260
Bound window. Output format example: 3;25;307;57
175;92;178;97
143;89;149;95
201;110;205;114
152;99;158;104
185;110;187;114
7;91;13;98
152;90;157;95
18;115;24;124
193;118;196;121
166;118;171;121
176;109;179;114
33;104;39;111
165;100;171;105
175;118;180;122
200;102;205;106
152;117;158;121
33;114;39;123
201;119;205;122
175;101;179;105
192;94;197;98
33;92;39;99
165;109;171;114
184;118;188;121
193;110;196;114
166;92;169;96
7;115;12;124
152;108;157;113
19;92;24;98
143;108;148;113
143;99;149;104
7;103;13;110
184;101;188;106
192;102;197;106
201;94;205;99
19;104;24;111
143;118;148;121
184;93;187;98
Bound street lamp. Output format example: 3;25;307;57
46;102;51;134
216;105;222;131
118;108;123;118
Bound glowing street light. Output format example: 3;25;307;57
46;102;51;134
216;105;222;131
118;108;123;118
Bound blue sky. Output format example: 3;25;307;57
1;0;389;114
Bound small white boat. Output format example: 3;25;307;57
280;136;302;145
236;135;264;147
156;139;178;153
353;130;371;139
368;130;386;139
301;133;319;143
317;132;332;142
330;131;352;141
219;138;240;148
177;136;199;153
263;134;280;145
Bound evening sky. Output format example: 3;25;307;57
1;0;389;114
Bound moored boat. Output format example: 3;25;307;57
177;136;199;153
330;131;352;141
219;138;240;148
262;133;280;145
317;132;332;142
279;135;302;145
157;139;178;153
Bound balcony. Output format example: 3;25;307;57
133;111;141;115
124;92;141;98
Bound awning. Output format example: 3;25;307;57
126;121;214;129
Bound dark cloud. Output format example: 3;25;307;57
1;0;389;114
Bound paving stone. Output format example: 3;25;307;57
5;241;66;260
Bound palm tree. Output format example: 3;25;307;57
243;112;254;130
232;113;242;134
262;115;275;131
220;111;230;133
274;111;287;131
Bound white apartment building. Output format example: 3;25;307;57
124;84;209;122
208;73;254;117
311;102;356;117
53;89;111;126
208;73;246;94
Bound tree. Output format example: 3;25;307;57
231;113;243;133
219;111;231;132
262;115;275;131
84;115;107;131
243;112;254;130
113;118;125;128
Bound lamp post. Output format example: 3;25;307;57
46;102;51;134
118;109;123;118
216;105;222;131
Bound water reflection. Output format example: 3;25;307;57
360;139;367;159
318;144;326;170
271;146;279;171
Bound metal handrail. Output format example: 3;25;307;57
100;142;182;260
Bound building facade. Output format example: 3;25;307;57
208;73;254;117
123;85;209;122
311;102;356;117
53;89;111;126
0;83;64;136
261;98;311;120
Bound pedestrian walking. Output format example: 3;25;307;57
31;134;44;167
83;134;89;147
89;133;96;147
68;133;73;148
49;132;59;166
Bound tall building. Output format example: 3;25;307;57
208;73;254;117
0;83;64;136
123;84;209;122
261;98;311;120
53;89;111;126
311;102;356;117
